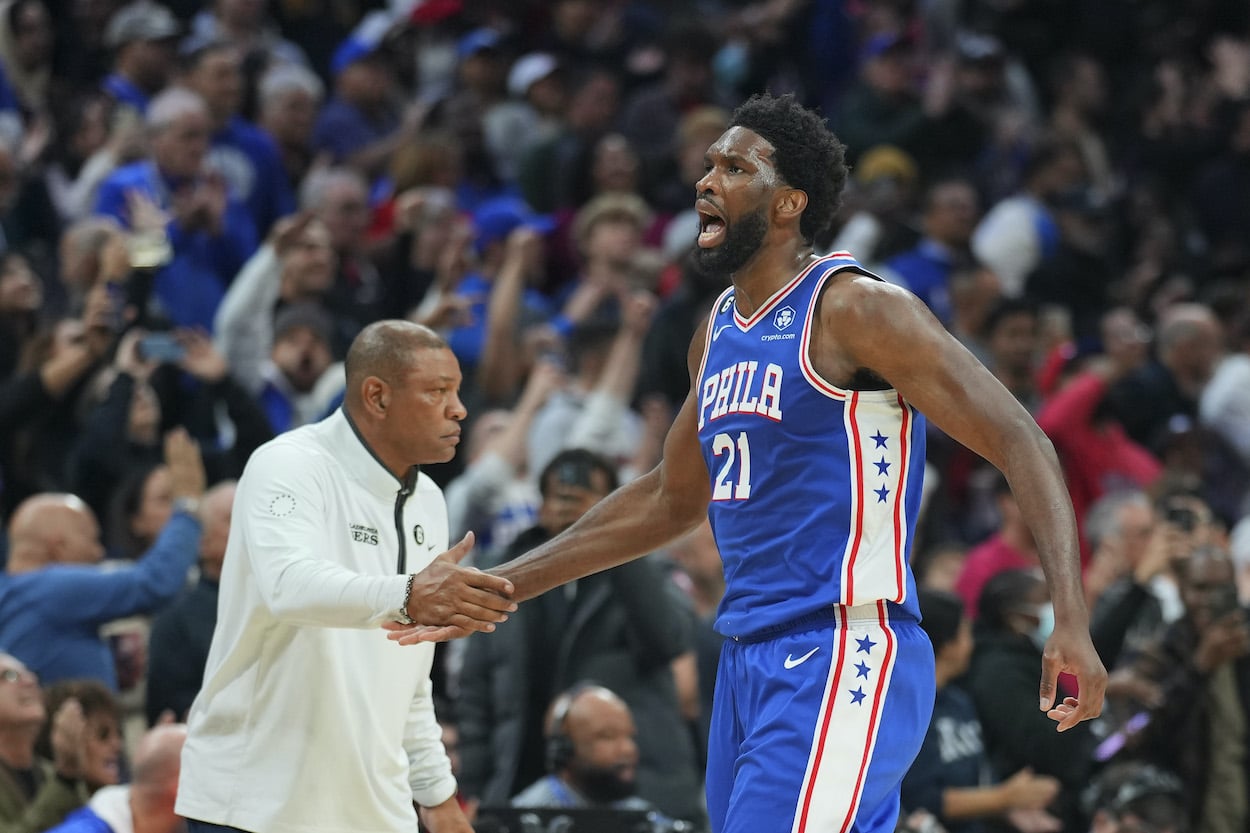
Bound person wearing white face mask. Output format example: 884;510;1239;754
902;590;1063;833
964;570;1097;832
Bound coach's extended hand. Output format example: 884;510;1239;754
386;532;516;643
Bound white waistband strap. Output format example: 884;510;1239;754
841;603;882;623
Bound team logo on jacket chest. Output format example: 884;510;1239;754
350;523;379;545
698;361;784;429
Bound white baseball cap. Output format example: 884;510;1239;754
508;52;559;98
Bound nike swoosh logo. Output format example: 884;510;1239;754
712;324;732;341
784;647;820;669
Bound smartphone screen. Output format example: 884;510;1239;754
137;333;186;363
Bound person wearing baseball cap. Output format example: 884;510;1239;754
101;0;181;113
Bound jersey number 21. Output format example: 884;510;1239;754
712;432;752;500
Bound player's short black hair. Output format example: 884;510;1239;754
728;93;847;244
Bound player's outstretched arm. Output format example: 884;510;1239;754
484;322;714;602
386;327;713;645
821;276;1106;731
493;389;711;603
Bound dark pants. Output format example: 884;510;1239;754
186;821;252;833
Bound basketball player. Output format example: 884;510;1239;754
388;93;1106;833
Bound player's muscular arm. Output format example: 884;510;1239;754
490;324;713;602
816;276;1106;727
814;277;1079;606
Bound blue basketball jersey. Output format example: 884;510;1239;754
695;253;926;638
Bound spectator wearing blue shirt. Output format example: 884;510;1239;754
182;40;294;237
0;431;205;690
256;303;340;434
312;13;411;181
446;196;556;374
99;1;180;115
256;63;323;192
883;178;979;325
94;87;258;332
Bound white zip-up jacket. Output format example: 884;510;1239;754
177;409;457;833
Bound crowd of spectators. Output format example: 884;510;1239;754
0;0;1249;831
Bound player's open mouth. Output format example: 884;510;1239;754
697;206;726;248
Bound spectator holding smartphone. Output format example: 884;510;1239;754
1118;546;1250;832
69;327;271;522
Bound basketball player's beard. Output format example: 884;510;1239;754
692;207;768;277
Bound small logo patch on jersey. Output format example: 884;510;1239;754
720;295;734;313
774;305;796;330
413;525;425;546
712;323;733;341
783;646;820;669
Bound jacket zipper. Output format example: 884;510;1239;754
394;468;417;574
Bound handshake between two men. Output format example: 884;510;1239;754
382;531;519;645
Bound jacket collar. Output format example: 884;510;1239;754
328;407;419;500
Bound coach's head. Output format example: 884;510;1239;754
344;321;467;476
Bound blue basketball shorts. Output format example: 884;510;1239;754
706;601;936;833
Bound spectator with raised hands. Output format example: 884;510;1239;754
70;327;269;518
527;289;657;482
1116;547;1250;833
445;358;563;561
214;211;339;394
1036;308;1162;540
180;40;294;237
93;87;258;332
473;225;552;405
0;430;204;689
0;653;92;833
45;93;146;226
1085;491;1175;670
0;280;118;521
441;202;556;390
